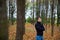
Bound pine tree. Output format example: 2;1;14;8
0;0;8;40
15;0;25;40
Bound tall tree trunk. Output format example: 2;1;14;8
41;0;45;24
36;0;40;17
57;0;60;26
51;0;54;36
0;0;8;40
57;0;60;30
32;0;34;24
16;0;25;40
38;0;41;16
9;0;11;21
45;0;48;32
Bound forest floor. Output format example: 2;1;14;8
8;23;60;40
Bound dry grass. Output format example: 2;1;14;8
8;23;60;40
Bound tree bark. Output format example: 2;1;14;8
45;0;48;32
15;0;25;40
32;0;34;24
51;0;54;36
57;0;60;26
57;0;60;31
0;0;8;40
36;0;40;17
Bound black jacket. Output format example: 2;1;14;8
35;22;45;36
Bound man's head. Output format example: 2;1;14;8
37;16;42;22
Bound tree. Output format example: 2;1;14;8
15;0;25;40
36;0;41;17
51;0;55;36
45;0;48;32
31;0;35;24
57;0;60;31
41;10;46;24
0;0;8;40
41;0;46;24
57;0;60;26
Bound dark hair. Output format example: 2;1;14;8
36;16;41;20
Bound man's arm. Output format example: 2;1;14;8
41;24;45;31
35;24;45;31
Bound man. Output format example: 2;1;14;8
35;16;45;40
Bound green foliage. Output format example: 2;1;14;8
0;20;8;40
10;18;16;25
0;20;8;25
47;18;51;23
26;17;32;23
41;11;46;24
11;18;16;22
26;17;37;23
34;18;37;22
